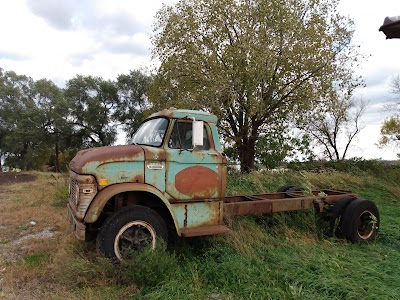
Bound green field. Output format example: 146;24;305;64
0;164;399;299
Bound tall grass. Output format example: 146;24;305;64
1;168;399;299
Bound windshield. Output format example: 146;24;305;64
131;118;169;147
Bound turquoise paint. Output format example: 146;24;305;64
165;149;221;200
145;161;166;191
84;161;144;185
171;201;222;228
149;109;218;123
210;126;222;151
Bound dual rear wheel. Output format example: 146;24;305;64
277;185;380;243
338;198;380;242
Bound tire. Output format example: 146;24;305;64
277;185;303;193
327;196;356;236
96;205;168;261
340;199;380;243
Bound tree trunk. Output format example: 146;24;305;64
54;139;60;173
237;137;256;173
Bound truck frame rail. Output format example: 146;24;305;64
223;189;356;216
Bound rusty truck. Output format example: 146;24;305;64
67;108;380;261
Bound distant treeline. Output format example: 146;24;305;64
0;68;152;171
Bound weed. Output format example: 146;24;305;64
118;242;180;287
52;184;69;207
23;252;49;267
18;225;29;231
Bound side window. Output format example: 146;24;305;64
169;121;211;150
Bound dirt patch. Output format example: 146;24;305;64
0;173;37;186
12;228;56;245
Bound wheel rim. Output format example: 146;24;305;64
357;210;376;240
114;221;156;260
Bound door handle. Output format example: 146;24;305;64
208;153;218;156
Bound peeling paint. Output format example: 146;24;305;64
175;166;219;197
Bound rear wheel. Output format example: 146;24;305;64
326;196;356;236
340;199;379;242
277;185;304;193
97;205;168;261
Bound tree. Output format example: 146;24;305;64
302;93;366;160
151;0;362;172
256;125;313;168
65;75;119;147
116;70;153;140
32;79;74;171
0;122;6;168
380;74;400;154
0;68;42;170
1;68;152;170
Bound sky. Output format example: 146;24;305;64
0;0;400;160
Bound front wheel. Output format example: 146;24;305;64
340;199;380;242
96;205;168;261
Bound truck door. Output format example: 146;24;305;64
165;120;224;201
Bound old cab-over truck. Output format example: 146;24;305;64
67;108;380;261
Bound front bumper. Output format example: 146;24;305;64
67;203;86;240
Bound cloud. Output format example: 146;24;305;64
26;0;83;30
105;40;148;56
363;104;390;125
67;52;94;67
0;50;29;61
101;34;150;56
26;0;150;61
354;67;398;107
87;13;147;37
365;67;397;88
26;0;147;35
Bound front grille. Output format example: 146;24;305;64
68;171;97;220
69;179;79;206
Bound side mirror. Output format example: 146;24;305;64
192;120;204;147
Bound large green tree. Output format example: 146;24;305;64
151;0;362;171
1;68;153;170
65;75;119;147
116;70;153;140
32;79;74;171
0;68;41;170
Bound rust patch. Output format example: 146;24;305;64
184;205;188;228
181;225;230;237
224;201;272;216
175;166;219;198
129;174;144;183
142;146;166;161
69;145;144;173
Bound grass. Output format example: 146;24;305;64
23;252;50;267
0;168;399;299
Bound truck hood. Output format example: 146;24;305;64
69;144;145;174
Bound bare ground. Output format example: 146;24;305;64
0;172;70;299
0;173;36;186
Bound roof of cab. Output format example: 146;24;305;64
147;108;218;123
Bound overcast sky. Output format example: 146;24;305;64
1;0;400;160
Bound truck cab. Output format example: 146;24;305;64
68;108;229;260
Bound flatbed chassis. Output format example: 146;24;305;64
223;189;356;216
180;189;357;237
